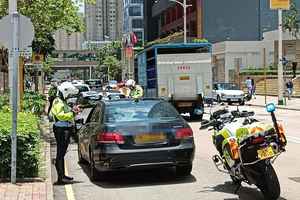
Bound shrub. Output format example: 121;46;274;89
0;112;41;178
0;93;9;109
22;91;46;115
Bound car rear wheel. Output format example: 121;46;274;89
89;150;107;182
176;165;192;177
77;144;85;164
89;149;99;181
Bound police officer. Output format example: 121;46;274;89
50;82;79;184
125;79;143;99
47;82;58;115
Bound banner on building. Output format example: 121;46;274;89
270;0;290;10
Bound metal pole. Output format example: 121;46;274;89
9;0;19;184
278;9;284;105
183;0;187;44
89;66;92;79
263;48;267;105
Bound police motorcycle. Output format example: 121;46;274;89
200;103;287;200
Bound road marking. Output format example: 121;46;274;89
287;136;300;144
64;162;76;200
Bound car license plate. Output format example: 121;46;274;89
257;146;275;160
134;133;166;144
177;102;193;107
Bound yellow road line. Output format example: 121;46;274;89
64;161;76;200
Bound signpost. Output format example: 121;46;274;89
270;0;290;105
0;0;34;184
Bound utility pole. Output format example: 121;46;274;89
9;0;19;184
278;9;284;105
170;0;192;44
183;0;187;44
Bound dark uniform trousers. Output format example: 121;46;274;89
53;125;71;179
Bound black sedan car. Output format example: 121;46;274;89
77;99;195;181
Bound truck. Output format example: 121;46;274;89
136;43;212;120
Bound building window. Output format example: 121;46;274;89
129;6;142;16
132;19;143;29
131;0;143;3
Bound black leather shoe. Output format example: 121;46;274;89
54;179;70;185
63;175;74;181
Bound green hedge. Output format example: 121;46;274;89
0;93;9;108
0;111;41;178
22;91;46;115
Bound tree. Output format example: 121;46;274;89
103;56;121;81
283;1;300;38
0;0;94;55
42;56;55;80
95;41;122;79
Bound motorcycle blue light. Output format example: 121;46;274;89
266;103;276;113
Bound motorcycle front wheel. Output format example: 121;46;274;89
256;163;281;200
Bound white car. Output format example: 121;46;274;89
212;83;245;105
73;83;91;93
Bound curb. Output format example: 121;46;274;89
247;103;300;111
41;117;54;200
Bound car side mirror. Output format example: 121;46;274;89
75;118;84;124
75;118;84;131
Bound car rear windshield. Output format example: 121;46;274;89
76;85;89;93
86;80;101;86
105;101;180;123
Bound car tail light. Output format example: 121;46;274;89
251;136;265;144
96;132;125;144
176;128;193;139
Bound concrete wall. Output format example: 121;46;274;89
213;41;263;82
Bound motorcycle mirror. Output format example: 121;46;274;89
266;103;276;113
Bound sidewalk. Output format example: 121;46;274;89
0;117;54;200
0;182;47;200
247;95;300;111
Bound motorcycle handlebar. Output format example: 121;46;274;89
200;120;216;130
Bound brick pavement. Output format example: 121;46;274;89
0;182;47;200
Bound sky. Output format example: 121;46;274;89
73;0;84;13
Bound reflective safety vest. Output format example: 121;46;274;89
130;85;143;99
50;97;74;122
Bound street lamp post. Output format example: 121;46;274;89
169;0;192;44
278;9;284;105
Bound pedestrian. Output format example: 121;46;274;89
245;77;252;100
49;82;79;184
251;79;256;99
286;79;294;100
47;83;58;115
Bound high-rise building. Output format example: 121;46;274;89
54;29;83;50
146;0;279;43
123;0;144;46
85;0;123;41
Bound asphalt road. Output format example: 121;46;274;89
51;106;300;200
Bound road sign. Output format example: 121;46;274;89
270;0;290;10
0;14;34;50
